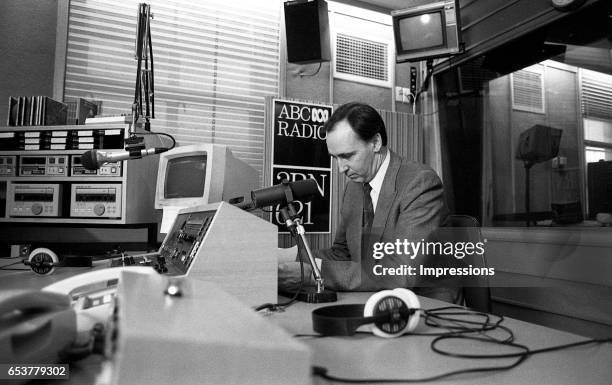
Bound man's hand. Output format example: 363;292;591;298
276;245;298;264
278;261;314;292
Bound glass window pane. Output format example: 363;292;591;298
584;118;612;143
586;146;612;163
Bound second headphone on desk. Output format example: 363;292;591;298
312;288;422;338
22;247;60;275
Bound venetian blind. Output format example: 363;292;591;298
581;69;612;122
63;0;281;176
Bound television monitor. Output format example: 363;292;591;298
154;144;258;209
391;0;462;63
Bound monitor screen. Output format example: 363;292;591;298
392;0;461;63
164;155;207;199
397;11;444;52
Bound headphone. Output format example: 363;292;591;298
22;247;60;275
312;288;421;338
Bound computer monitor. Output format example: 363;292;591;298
154;144;258;209
391;0;462;63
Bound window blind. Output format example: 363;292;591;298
581;69;612;122
63;0;281;176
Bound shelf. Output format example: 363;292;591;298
0;217;127;225
0;176;123;182
0;149;123;155
0;123;131;131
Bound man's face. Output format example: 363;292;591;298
326;119;381;183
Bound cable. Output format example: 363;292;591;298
298;62;322;77
136;130;176;151
0;261;26;270
309;305;612;383
254;243;308;312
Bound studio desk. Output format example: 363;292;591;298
0;262;611;385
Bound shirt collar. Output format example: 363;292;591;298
368;149;390;195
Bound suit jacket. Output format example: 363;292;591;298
315;150;448;293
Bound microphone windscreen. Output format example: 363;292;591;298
81;150;99;170
291;178;320;200
251;178;321;208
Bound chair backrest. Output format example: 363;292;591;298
441;215;492;313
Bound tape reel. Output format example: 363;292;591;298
312;288;421;338
23;247;60;275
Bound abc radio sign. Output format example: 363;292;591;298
271;99;333;233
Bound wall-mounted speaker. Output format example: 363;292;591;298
284;0;330;64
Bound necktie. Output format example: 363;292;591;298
362;183;374;230
362;183;375;265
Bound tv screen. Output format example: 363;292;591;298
397;11;444;52
392;0;461;63
164;155;207;199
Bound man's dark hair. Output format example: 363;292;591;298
324;102;387;146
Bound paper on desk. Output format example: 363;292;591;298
160;206;185;233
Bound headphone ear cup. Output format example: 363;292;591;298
364;288;421;338
26;248;59;275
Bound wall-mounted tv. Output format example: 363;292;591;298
392;0;462;63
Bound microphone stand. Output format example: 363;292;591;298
278;183;336;303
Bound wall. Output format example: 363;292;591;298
0;0;59;125
489;62;581;218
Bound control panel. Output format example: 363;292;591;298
70;183;122;218
71;155;122;177
0;156;16;176
19;155;69;176
158;209;217;275
7;183;62;217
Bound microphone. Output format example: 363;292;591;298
251;179;321;208
81;147;168;170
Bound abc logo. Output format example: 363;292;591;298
311;108;329;123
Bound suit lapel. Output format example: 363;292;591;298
371;151;400;242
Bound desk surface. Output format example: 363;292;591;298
1;261;611;385
269;293;612;385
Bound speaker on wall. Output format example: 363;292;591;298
284;0;330;64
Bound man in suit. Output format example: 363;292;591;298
279;102;455;301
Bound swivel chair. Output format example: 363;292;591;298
440;215;491;313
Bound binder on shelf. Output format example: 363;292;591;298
41;96;68;126
23;97;31;127
29;96;36;126
5;95;68;126
76;98;99;124
6;97;18;126
17;97;24;126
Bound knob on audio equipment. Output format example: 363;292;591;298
31;203;44;215
94;204;106;216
